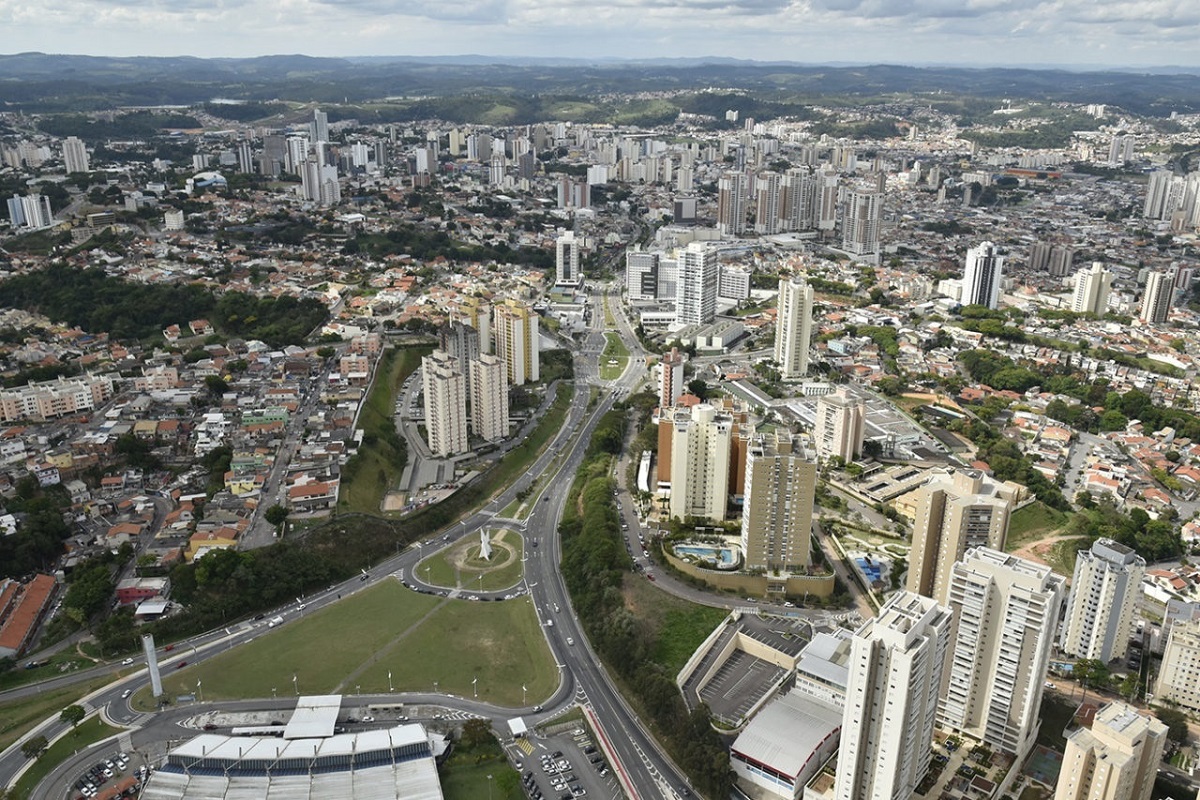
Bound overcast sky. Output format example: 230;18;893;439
3;0;1199;68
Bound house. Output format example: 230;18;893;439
189;319;214;336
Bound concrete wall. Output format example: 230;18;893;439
664;550;835;599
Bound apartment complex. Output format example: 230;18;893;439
0;375;115;422
1061;539;1145;663
812;388;865;463
774;274;814;379
468;353;509;443
493;299;540;385
741;431;817;573
1055;702;1166;800
422;350;468;457
1154;616;1200;712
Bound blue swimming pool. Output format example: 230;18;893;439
674;543;739;568
856;557;883;583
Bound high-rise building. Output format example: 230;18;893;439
236;140;254;174
468;353;508;443
1139;270;1173;324
625;251;659;302
675;242;718;326
1029;242;1075;277
555;231;581;287
780;168;818;231
741;432;817;573
300;160;340;206
439;321;481;372
716;172;748;236
455;298;492;355
1071;262;1113;315
6;194;53;231
835;592;952;800
310;108;329;143
1061;539;1145;663
1055;702;1167;800
906;469;1016;605
61;136;89;174
754;171;782;235
841;188;881;259
668;403;733;523
659;347;685;409
422;350;468;457
813;388;865;463
939;548;1066;759
1154;616;1200;712
817;169;839;231
774;275;814;379
493;299;539;385
961;241;1004;309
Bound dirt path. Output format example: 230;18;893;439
1010;534;1080;567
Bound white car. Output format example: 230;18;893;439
362;715;374;723
121;657;134;665
567;637;575;646
121;689;132;699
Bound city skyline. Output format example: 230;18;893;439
3;0;1200;69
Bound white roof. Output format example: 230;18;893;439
731;693;842;782
507;718;528;737
283;694;342;739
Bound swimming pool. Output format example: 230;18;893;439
674;543;739;569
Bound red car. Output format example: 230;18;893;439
175;661;187;669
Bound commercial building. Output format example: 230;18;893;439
905;469;1017;605
1154;616;1200;712
468;353;508;443
676;242;719;326
1054;702;1167;800
669;403;734;523
774;274;814;379
741;432;817;573
731;688;842;800
961;241;1004;310
625;250;660;301
1070;262;1113;315
835;592;951;800
493;299;540;385
422;350;468;457
1060;539;1145;663
659;347;686;408
0;374;115;422
812;388;865;464
939;548;1066;760
1139;270;1173;324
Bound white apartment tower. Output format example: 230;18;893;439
468;353;508;443
835;592;952;800
841;189;882;260
555;231;581;287
659;347;686;409
675;242;718;326
940;548;1066;759
813;387;866;463
62;136;89;174
1061;539;1145;663
1055;702;1167;800
668;403;733;523
754;171;782;235
906;469;1016;605
493;299;540;385
961;241;1004;310
422;350;468;457
1071;262;1113;315
625;250;659;301
1139;270;1172;324
717;172;748;236
1154;617;1200;712
774;274;814;379
311;108;329;143
741;432;817;573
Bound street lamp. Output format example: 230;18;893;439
196;680;203;703
472;676;478;699
487;773;493;800
389;671;394;693
433;680;439;695
293;674;298;695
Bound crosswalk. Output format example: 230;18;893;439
516;738;535;756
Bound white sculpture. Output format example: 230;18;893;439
479;528;493;561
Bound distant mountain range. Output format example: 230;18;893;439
1;52;1198;116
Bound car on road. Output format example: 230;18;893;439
121;689;132;699
203;723;217;730
121;657;134;665
566;637;575;646
175;661;187;669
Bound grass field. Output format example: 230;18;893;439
1007;502;1070;550
153;580;557;708
12;715;122;799
621;575;729;674
440;737;522;800
417;530;525;591
0;676;120;754
339;345;430;515
0;650;102;693
599;332;629;381
1045;537;1089;579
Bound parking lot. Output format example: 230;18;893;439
73;749;147;799
511;726;623;800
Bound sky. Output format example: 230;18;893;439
2;0;1199;68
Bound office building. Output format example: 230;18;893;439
555;231;581;287
813;388;865;463
421;350;468;457
493;299;539;385
659;347;686;408
717;172;748;236
675;242;719;326
961;241;1004;309
669;403;733;523
835;592;951;800
1055;702;1167;800
468;354;508;443
626;250;659;301
1071;262;1113;315
940;548;1066;759
1154;617;1200;712
62;136;89;174
1139;270;1173;324
906;469;1017;605
1061;539;1145;663
774;275;814;379
841;189;881;260
741;432;817;573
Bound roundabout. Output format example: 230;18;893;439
416;528;525;592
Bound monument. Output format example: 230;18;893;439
479;529;493;561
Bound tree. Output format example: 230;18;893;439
1154;705;1190;744
686;379;709;400
264;505;289;527
459;718;492;749
60;704;86;731
21;735;48;759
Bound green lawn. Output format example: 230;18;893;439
0;676;119;754
0;650;103;693
145;579;557;708
599;332;629;381
12;715;122;799
356;595;556;707
440;738;522;800
416;530;525;591
622;575;730;674
1007;501;1070;550
339;345;430;515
